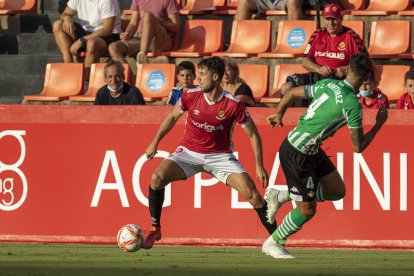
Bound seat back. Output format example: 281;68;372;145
365;0;410;12
374;65;411;102
227;20;271;54
0;0;37;14
238;64;268;98
182;0;226;11
273;20;316;56
85;63;131;97
368;20;410;56
178;19;223;53
343;20;364;39
136;63;176;99
340;0;365;10
272;64;307;97
40;63;84;97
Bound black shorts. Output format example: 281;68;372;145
279;138;336;202
74;22;120;50
286;72;341;87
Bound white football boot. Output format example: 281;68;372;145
265;188;285;224
262;236;294;259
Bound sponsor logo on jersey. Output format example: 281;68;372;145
228;157;238;162
216;111;225;120
194;109;200;115
192;120;224;132
315;51;345;60
338;41;346;51
290;187;300;193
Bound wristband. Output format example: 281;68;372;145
79;37;87;45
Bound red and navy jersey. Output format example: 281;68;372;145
358;89;389;109
304;27;367;70
396;93;414;109
178;87;251;154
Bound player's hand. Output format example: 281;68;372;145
62;17;75;36
256;165;269;188
267;113;283;128
120;31;129;41
376;104;388;126
317;66;333;78
69;39;83;55
334;66;348;78
146;142;158;160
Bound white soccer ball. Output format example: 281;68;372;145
117;224;145;252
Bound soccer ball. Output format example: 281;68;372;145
117;224;145;252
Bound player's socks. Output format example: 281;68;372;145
255;201;277;234
272;207;311;242
316;185;342;202
148;187;165;227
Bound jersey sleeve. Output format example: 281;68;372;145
347;29;368;56
67;0;77;11
178;90;189;112
235;103;251;128
304;79;326;99
100;0;118;19
304;29;320;59
130;0;139;11
343;97;363;129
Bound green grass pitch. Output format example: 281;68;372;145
0;243;413;276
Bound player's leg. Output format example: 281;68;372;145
108;40;130;63
83;37;107;82
52;19;75;62
234;0;258;20
226;172;277;235
317;169;346;202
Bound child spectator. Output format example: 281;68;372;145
396;69;414;109
166;61;196;105
358;70;389;109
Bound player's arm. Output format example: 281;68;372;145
242;120;269;188
146;105;184;159
349;104;388;153
161;12;180;33
121;11;139;41
59;6;77;35
302;57;333;78
267;85;307;128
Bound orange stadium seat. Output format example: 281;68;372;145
69;63;131;102
0;0;37;14
367;20;410;59
135;63;176;102
213;0;237;15
180;0;226;15
340;0;365;11
352;0;410;15
238;64;269;99
24;63;84;102
374;65;411;103
258;20;316;59
212;20;271;57
167;19;223;57
343;20;364;39
257;64;307;104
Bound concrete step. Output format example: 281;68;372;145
0;54;62;75
42;0;68;14
0;33;58;55
0;74;44;101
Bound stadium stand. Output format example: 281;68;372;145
23;63;84;102
340;0;365;11
212;20;271;57
343;20;364;38
69;63;131;103
258;20;316;58
257;63;307;104
367;20;411;58
180;0;226;15
238;64;268;99
351;0;411;15
375;65;411;103
0;0;37;14
213;0;237;15
166;19;223;57
135;63;176;102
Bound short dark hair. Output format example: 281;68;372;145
198;56;225;81
404;69;414;82
349;54;372;81
104;60;125;79
177;61;195;76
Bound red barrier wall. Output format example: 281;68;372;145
0;105;413;249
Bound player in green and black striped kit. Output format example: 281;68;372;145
262;54;388;259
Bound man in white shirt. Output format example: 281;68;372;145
53;0;122;80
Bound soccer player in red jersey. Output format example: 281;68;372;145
142;57;276;249
281;3;367;106
396;69;414;110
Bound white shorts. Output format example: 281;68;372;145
167;146;246;184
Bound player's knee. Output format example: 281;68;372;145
281;81;294;95
150;171;167;190
298;204;317;217
52;20;63;33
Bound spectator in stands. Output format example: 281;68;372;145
281;3;367;106
235;0;310;20
358;70;389;109
166;61;196;105
108;0;180;64
221;56;256;107
94;60;146;105
396;69;414;110
53;0;122;81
